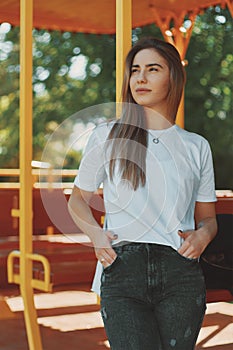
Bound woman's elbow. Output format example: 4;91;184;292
68;196;75;219
68;187;79;216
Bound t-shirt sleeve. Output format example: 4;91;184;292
74;127;106;191
196;140;217;202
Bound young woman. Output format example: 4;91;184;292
68;37;217;350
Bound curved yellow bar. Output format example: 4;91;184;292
27;253;53;292
7;250;21;284
7;251;53;292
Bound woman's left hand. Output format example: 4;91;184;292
177;230;206;259
178;218;217;259
178;203;218;259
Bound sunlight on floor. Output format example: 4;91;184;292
5;289;105;332
37;311;104;331
196;302;233;348
6;290;97;311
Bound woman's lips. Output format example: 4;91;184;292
135;88;151;93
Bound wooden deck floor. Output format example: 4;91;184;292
0;283;232;350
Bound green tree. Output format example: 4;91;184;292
185;7;233;189
0;25;19;167
0;28;116;168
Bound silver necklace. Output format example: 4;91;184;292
148;124;176;144
148;130;166;144
152;136;160;144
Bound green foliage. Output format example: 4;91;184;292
185;7;233;189
0;6;232;188
0;26;19;167
32;31;116;167
0;28;116;168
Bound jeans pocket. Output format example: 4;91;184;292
103;255;120;273
175;250;199;263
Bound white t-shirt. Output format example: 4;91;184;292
74;121;216;294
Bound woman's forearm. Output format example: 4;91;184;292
68;188;103;242
196;216;218;249
68;186;117;262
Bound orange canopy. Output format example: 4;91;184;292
0;0;232;34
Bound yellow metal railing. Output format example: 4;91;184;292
0;168;77;191
7;251;53;292
0;168;77;183
0;168;78;177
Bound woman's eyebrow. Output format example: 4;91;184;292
131;63;163;69
147;63;163;68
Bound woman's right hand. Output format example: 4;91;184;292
93;230;118;269
68;186;118;268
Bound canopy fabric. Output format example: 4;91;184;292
0;0;232;33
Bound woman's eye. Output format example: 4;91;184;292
131;69;138;74
149;67;158;72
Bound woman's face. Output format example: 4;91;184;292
129;48;170;115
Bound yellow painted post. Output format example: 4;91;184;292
116;0;132;103
171;16;196;129
19;0;43;349
162;28;186;128
151;8;197;129
176;90;185;128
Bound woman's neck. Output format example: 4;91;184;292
145;108;175;130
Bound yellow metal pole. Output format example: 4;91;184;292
176;90;185;128
171;15;196;129
164;27;186;128
151;7;197;128
20;0;43;349
116;0;132;103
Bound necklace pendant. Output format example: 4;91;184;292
153;138;159;144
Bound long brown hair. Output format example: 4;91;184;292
107;37;186;190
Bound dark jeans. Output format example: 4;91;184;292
100;242;206;350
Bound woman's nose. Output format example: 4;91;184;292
137;70;147;83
